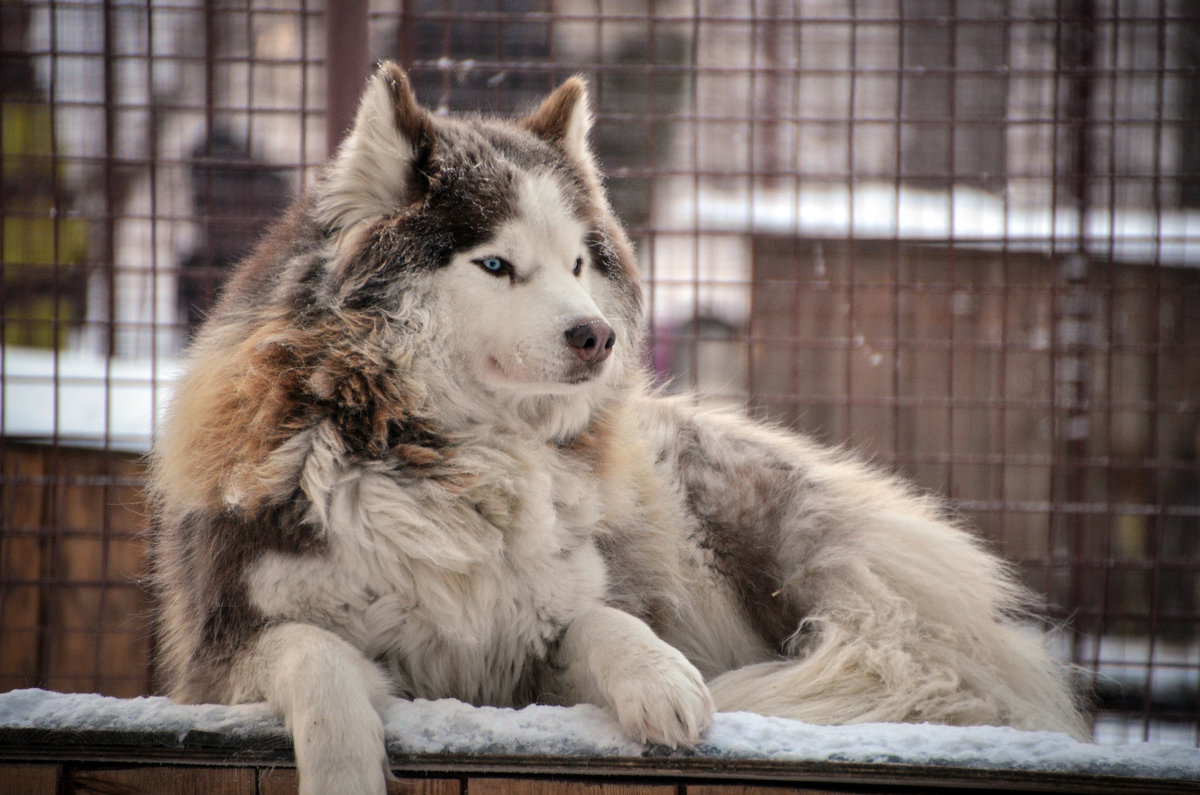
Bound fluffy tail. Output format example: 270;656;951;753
708;550;1088;739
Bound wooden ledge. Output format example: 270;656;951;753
1;726;1196;794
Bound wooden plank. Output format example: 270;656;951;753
468;779;675;795
258;767;460;795
387;777;462;795
0;763;59;793
0;447;47;693
0;738;1195;795
687;786;856;795
256;765;299;795
70;765;256;794
0;444;154;697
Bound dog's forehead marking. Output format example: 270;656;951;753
511;172;587;266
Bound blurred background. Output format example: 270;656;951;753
1;0;1197;745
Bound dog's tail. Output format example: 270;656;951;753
707;559;1088;740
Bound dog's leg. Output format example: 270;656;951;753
552;606;714;748
233;622;392;795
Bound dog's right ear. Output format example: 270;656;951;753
524;76;599;177
315;61;433;235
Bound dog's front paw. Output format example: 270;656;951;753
605;642;715;748
557;606;715;749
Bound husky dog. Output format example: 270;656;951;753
150;62;1086;794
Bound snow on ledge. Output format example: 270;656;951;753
2;689;1199;782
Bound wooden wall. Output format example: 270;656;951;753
749;238;1200;632
0;443;152;696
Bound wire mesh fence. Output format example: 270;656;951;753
1;0;1197;744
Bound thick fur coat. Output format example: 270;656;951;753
150;63;1086;795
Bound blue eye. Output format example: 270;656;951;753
475;256;511;277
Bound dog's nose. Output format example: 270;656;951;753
565;320;615;365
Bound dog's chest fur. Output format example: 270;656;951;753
245;430;606;705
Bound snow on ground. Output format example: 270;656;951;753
659;182;1200;267
1;347;180;451
2;688;1199;782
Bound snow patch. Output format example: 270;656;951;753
1;347;180;451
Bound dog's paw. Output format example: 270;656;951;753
557;606;714;748
605;643;715;748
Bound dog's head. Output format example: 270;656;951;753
312;63;643;410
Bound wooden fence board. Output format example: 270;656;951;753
0;763;58;793
467;780;676;795
0;444;152;697
686;786;870;795
70;765;256;794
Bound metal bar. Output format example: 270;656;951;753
1141;0;1170;742
325;0;370;157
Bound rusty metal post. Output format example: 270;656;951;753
326;0;371;157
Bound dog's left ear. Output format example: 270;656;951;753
524;76;594;168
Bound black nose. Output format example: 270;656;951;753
565;320;615;365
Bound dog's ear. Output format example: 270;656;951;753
524;76;594;168
315;61;433;234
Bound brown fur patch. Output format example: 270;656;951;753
156;307;446;515
154;316;305;513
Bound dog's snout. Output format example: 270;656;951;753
565;320;615;365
